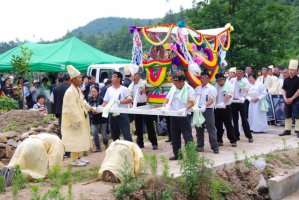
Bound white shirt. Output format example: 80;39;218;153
130;80;147;103
103;85;132;108
215;80;233;106
166;83;195;114
199;83;217;108
232;78;249;100
256;75;278;93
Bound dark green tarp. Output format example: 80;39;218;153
0;37;130;72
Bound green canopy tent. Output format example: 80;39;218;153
0;37;130;72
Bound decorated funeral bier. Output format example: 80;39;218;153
99;21;233;116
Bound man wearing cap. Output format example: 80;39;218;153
228;67;236;84
11;86;23;109
30;79;47;103
214;73;238;146
256;66;278;94
101;71;133;142
231;69;253;142
129;72;158;150
61;65;94;167
195;72;219;153
52;74;71;138
123;67;132;87
163;74;195;160
279;60;299;137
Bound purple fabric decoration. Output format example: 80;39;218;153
172;56;181;66
203;48;213;60
129;25;137;34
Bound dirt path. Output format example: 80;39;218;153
1;124;299;199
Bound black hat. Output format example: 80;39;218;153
112;72;123;80
215;72;226;80
201;71;210;79
172;74;186;81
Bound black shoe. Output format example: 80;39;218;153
231;143;237;147
236;137;240;141
138;144;145;148
218;142;223;146
152;145;158;150
165;139;171;142
197;147;204;152
169;156;178;161
296;131;299;138
248;138;253;143
64;152;71;158
213;149;219;154
279;130;291;136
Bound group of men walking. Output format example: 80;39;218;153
55;59;298;165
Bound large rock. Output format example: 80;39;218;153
7;139;18;148
21;132;30;140
5;144;15;159
0;135;7;143
0;143;6;148
0;148;6;158
14;135;21;142
5;131;18;139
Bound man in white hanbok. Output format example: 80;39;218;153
247;73;268;133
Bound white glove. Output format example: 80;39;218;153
177;108;186;115
200;104;206;112
114;99;120;104
95;106;102;113
239;97;245;103
72;122;80;129
216;102;226;109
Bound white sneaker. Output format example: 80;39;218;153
79;157;89;164
70;161;87;167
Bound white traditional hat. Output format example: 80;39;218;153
268;65;274;70
32;79;39;84
288;60;298;70
124;66;131;76
228;67;236;73
67;65;81;79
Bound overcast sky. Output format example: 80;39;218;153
0;0;194;42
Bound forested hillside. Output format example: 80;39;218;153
1;0;298;69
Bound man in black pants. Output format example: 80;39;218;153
163;74;195;160
214;73;239;146
279;60;299;137
195;72;219;153
52;74;70;138
231;69;253;141
129;72;158;150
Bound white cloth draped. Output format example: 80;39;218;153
247;82;268;132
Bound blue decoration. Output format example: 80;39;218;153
201;42;207;48
177;21;186;28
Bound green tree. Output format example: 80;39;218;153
11;46;32;109
187;0;292;69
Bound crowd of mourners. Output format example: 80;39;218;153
0;59;298;163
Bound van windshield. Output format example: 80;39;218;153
98;68;123;83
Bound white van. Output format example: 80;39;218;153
87;63;132;85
